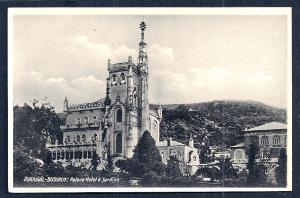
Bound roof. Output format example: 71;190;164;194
245;122;287;132
230;143;245;148
157;140;184;147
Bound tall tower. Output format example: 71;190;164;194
137;21;149;137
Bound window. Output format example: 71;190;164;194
173;151;177;158
188;151;193;162
112;74;117;82
152;121;158;133
82;134;86;143
120;73;126;81
83;151;87;159
61;150;65;160
116;109;122;122
273;135;280;145
70;150;73;159
116;133;122;153
52;151;56;160
66;135;70;143
93;115;97;123
84;117;88;124
78;150;82;159
77;118;81;124
94;134;98;142
193;156;197;161
66;150;70;160
76;135;81;142
57;150;60;159
261;136;269;145
161;152;164;161
88;150;92;159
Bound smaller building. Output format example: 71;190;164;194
157;137;199;175
230;143;247;172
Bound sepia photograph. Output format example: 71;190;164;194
8;8;292;192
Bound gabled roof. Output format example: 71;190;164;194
230;143;245;148
245;122;287;132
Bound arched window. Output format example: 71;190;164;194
57;150;61;159
52;151;56;160
120;73;126;81
173;151;177;158
112;74;117;82
70;150;73;159
61;150;65;160
116;108;122;122
261;136;269;145
88;150;92;158
76;135;81;143
116;133;122;154
193;156;197;161
82;134;86;143
188;151;193;162
234;149;244;160
273;135;280;145
66;150;70;160
83;150;87;159
93;115;97;123
66;135;70;143
78;150;82;159
94;134;98;142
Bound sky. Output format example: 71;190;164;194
12;15;288;112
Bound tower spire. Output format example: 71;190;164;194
138;21;148;73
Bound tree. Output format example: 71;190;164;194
165;156;182;179
246;143;267;186
218;158;238;184
276;148;287;186
116;130;165;178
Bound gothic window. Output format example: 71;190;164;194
273;135;280;145
88;150;92;158
116;108;122;122
261;136;269;145
76;135;81;143
82;134;86;143
116;133;122;154
66;135;70;143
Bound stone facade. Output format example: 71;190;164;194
46;21;199;175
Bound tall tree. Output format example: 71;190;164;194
116;130;165;177
246;143;267;186
276;148;287;186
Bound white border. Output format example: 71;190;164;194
8;7;292;193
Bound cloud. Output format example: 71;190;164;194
149;67;278;107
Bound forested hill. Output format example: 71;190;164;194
154;100;286;148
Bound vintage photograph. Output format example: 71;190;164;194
8;8;292;192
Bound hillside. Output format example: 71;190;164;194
156;100;286;148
